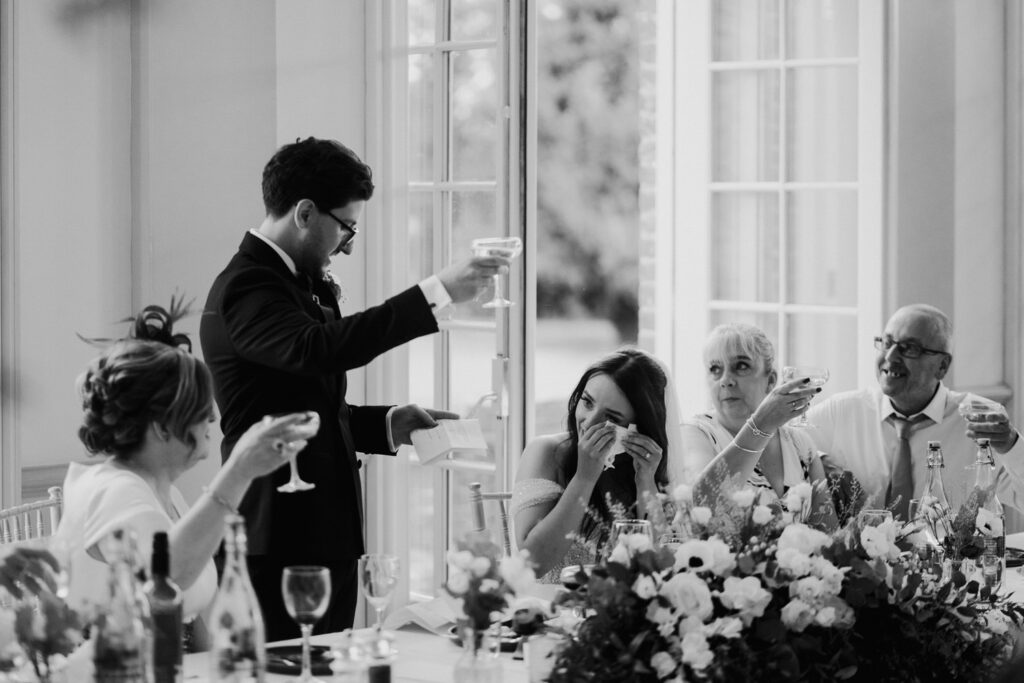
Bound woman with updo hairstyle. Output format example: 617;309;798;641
56;304;316;630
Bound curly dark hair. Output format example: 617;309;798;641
262;137;375;218
559;348;670;537
77;306;213;459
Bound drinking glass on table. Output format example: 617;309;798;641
780;366;830;428
282;565;332;683
470;237;523;308
265;412;320;493
605;519;654;560
857;508;893;530
358;554;400;633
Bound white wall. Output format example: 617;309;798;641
1;0;369;504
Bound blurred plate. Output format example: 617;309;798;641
447;623;520;652
266;644;333;676
1006;548;1024;569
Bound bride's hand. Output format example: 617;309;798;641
577;422;615;481
622;431;662;486
751;378;822;433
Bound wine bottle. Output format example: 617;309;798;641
145;532;183;683
208;515;266;682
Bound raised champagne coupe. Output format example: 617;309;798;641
266;412;321;493
282;565;332;683
958;398;1008;444
780;366;830;428
358;554;400;633
470;237;523;308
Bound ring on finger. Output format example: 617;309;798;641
273;439;285;452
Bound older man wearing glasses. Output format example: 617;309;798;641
806;304;1024;519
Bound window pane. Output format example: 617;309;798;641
712;70;780;181
713;0;780;61
711;192;779;302
408;191;434;283
786;0;858;59
408;336;436;407
409;0;437;45
787;190;857;306
450;0;497;41
785;313;858;397
409;53;434;183
407;466;436;596
450;49;498;181
787;66;857;181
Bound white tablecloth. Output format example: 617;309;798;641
183;627;528;683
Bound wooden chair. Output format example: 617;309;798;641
468;482;513;556
0;486;63;544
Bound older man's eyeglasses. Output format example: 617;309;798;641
318;206;358;234
873;335;950;359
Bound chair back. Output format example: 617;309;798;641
0;487;63;544
468;482;513;555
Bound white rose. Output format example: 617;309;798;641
673;484;694;505
610;543;630;566
705;536;737;576
986;610;1011;635
775;547;812;577
788;482;813;505
651;651;678;678
659;572;714;621
470;556;492;577
859;526;893;560
810;557;847;595
814;606;837;627
479;578;500;593
680;632;714;671
448;550;474;570
646;604;677;638
677;615;705;637
499;552;537;594
624;533;654;554
690;506;713;525
447;571;470;594
780;598;815;632
731;489;756;508
706;616;744;639
790;576;825;603
633;574;658;600
719;576;772;621
777;523;831;555
752;505;774;526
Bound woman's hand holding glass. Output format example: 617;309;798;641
779;367;830;428
749;377;822;436
228;411;321;484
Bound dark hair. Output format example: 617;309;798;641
262;137;375;218
77;306;213;459
560;348;669;536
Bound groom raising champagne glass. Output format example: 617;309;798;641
201;137;508;640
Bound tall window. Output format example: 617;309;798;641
653;0;883;413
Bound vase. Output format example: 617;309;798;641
453;624;502;683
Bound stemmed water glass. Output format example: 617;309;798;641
470;237;523;308
282;565;332;683
605;519;654;560
358;554;400;633
266;412;321;493
958;399;1008;443
781;366;830;428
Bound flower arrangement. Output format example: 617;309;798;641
11;592;84;683
549;479;1024;683
444;536;538;637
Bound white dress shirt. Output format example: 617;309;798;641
805;384;1024;513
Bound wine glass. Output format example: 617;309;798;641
358;554;400;632
857;508;893;530
282;565;332;683
470;237;523;308
780;366;830;428
958;399;1008;443
605;519;654;560
266;412;321;493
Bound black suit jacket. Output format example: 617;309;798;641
200;233;438;565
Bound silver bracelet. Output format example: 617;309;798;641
203;486;239;516
733;442;764;455
746;416;774;439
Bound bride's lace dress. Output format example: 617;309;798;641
510;478;598;583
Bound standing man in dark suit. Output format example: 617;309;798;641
200;137;508;640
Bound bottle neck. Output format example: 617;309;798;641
151;552;169;579
975;449;997;487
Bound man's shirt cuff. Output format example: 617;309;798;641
418;275;453;320
385;406;398;453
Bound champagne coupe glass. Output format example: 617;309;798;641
267;412;321;493
958;399;1008;444
605;519;654;560
358;554;400;633
470;237;523;308
780;366;830;428
282;565;332;683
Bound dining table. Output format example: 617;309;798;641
182;626;530;682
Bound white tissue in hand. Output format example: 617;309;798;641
602;422;636;470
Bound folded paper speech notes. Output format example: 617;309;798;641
411;419;489;464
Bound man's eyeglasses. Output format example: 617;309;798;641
873;335;950;359
318;206;358;235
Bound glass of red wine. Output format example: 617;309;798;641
282;565;332;682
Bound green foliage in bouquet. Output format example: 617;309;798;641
13;591;85;682
549;478;1024;683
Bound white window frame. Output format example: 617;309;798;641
648;0;885;413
